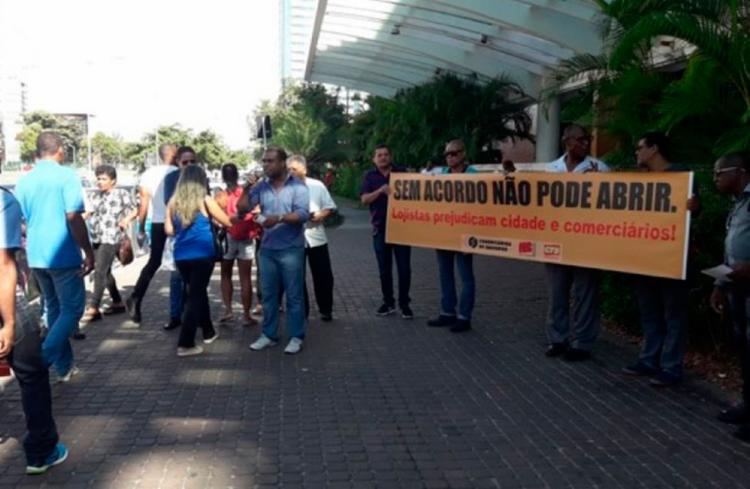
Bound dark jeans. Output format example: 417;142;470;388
176;258;216;348
89;243;122;308
131;223;167;299
728;287;750;404
372;231;411;309
545;264;600;351
436;250;475;320
633;275;688;377
304;244;334;317
7;289;58;466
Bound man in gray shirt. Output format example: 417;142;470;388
711;151;750;443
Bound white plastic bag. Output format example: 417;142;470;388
160;237;176;272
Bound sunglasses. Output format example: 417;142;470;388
714;166;742;177
444;150;463;157
567;136;590;143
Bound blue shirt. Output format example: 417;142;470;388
249;174;310;250
0;188;22;250
15;160;85;268
173;212;215;261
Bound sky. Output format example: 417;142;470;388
0;0;281;149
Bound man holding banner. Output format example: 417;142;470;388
544;124;610;361
360;144;413;319
427;140;477;333
622;132;698;387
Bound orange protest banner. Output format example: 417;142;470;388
386;171;692;279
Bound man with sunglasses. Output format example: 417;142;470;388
427;139;477;332
544;125;610;362
126;143;178;324
710;151;750;442
622;132;699;387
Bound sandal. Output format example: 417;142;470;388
79;310;102;325
219;312;234;323
242;316;259;327
102;304;126;315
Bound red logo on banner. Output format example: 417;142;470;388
519;241;534;256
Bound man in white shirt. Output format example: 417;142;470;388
126;143;178;323
544;125;609;361
287;155;337;321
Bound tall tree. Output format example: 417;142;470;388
350;74;533;166
16;111;86;162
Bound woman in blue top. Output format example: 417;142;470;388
165;165;233;357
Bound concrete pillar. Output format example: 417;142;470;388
535;96;560;163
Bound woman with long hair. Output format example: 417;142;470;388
165;164;233;357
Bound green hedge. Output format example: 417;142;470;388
332;162;368;201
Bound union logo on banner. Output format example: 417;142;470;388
518;241;535;256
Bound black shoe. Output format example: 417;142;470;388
734;425;750;443
450;319;471;333
545;343;568;357
376;304;396;316
717;404;750;425
400;306;413;319
563;348;591;362
72;332;86;340
125;296;141;323
622;362;658;376
163;318;181;330
649;371;681;388
427;315;457;327
320;313;333;322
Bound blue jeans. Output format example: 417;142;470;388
170;271;185;321
259;247;306;340
633;276;688;377
33;267;85;376
372;231;411;308
436;250;475;320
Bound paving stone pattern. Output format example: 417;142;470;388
1;203;749;488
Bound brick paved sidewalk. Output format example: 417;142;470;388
1;203;749;489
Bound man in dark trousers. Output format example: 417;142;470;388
125;143;177;323
0;185;68;474
360;144;413;319
710;151;750;443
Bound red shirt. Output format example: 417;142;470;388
224;187;262;241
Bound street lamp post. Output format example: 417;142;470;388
86;113;95;170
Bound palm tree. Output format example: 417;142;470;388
550;0;750;155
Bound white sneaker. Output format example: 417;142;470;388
249;335;277;351
284;337;303;355
203;331;220;344
0;369;16;393
177;346;204;357
56;366;80;383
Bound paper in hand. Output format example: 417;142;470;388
701;264;733;281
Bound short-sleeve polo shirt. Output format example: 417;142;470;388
15;160;85;269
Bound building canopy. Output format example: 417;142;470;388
304;0;604;100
